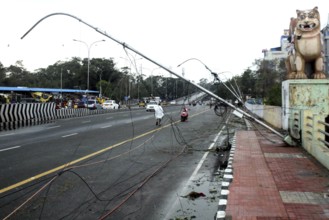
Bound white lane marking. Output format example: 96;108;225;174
164;115;231;219
0;133;15;137
0;146;21;152
82;120;91;123
62;133;78;138
190;128;224;177
101;125;113;129
46;126;61;129
106;117;113;120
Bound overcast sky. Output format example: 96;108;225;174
1;0;329;83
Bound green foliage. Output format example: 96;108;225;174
0;58;203;102
211;58;285;106
0;62;6;86
0;56;285;105
266;83;282;106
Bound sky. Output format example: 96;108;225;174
1;0;329;84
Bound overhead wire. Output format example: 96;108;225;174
14;12;269;218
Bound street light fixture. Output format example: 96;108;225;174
73;39;105;92
177;58;243;103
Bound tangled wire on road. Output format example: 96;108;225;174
214;102;229;117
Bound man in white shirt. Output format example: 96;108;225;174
154;104;164;126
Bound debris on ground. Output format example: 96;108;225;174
182;191;206;200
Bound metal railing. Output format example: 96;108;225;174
317;120;329;147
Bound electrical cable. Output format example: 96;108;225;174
3;176;58;220
3;107;219;219
68;170;111;202
0;175;57;201
247;118;282;144
57;168;152;220
38;175;54;220
98;143;187;220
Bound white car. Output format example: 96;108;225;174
86;99;102;110
102;100;119;109
146;101;158;112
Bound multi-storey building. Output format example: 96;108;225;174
322;15;329;75
262;29;289;61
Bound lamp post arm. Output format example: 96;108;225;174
221;72;244;102
177;58;243;103
217;72;244;103
73;39;105;91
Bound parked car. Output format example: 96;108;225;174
87;99;101;110
76;101;86;108
102;100;119;109
146;101;158;112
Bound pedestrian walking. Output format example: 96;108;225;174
154;103;164;126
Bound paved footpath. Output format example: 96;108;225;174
219;130;329;219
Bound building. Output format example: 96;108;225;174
322;14;329;75
262;29;289;61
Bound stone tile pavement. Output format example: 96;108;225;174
216;130;329;219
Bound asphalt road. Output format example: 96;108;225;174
0;104;242;220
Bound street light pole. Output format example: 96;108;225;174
60;67;62;107
138;64;142;100
73;39;105;92
99;72;102;98
119;56;143;101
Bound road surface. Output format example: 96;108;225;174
0;104;244;219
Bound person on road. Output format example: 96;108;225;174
154;103;164;126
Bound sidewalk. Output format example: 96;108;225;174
217;130;329;219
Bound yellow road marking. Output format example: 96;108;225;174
0;108;209;194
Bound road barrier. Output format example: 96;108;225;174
0;103;121;131
0;102;57;130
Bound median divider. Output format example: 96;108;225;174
0;103;128;131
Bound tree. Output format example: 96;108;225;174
255;58;283;105
5;61;36;87
239;68;257;98
198;78;211;90
0;62;6;86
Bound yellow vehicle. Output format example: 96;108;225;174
138;100;145;107
31;92;52;102
0;93;10;104
96;97;105;104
